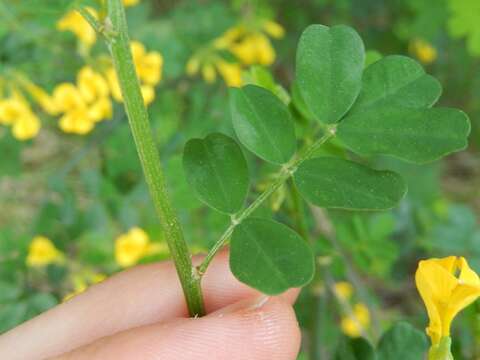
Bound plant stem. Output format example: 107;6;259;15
102;0;205;317
197;126;337;276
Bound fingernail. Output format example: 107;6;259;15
213;295;270;317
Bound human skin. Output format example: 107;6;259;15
0;250;301;360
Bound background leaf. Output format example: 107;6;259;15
183;133;249;214
337;107;470;163
229;85;297;164
296;24;365;123
377;322;428;360
335;337;377;360
295;157;407;210
230;218;315;294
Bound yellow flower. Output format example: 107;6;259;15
340;303;371;338
415;256;480;345
59;109;95;135
262;20;285;39
26;236;63;267
115;227;151;267
87;97;112;122
0;93;41;140
105;67;123;102
216;60;243;87
22;81;59;115
52;83;85;113
123;0;140;6
57;8;97;47
410;39;437;65
334;281;354;301
141;85;155;105
0;97;26;125
77;66;110;103
12;113;41;140
202;63;216;83
213;25;246;50
136;52;163;86
230;33;275;66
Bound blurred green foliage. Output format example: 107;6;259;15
1;0;480;359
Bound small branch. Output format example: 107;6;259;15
197;125;337;276
100;0;205;317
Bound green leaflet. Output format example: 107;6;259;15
335;337;377;360
229;84;296;164
296;24;365;124
349;55;442;114
230;218;315;295
337;107;470;164
377;322;428;360
295;157;406;210
183;133;249;214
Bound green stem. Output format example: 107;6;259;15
102;0;205;317
197;126;337;276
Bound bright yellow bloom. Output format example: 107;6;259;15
410;39;437;65
416;256;480;345
340;303;371;338
88;97;112;122
59;109;95;135
57;8;97;47
123;0;140;6
230;33;275;66
77;66;110;103
105;67;123;102
0;93;41;140
216;60;243;87
262;20;285;39
0;97;26;125
52;83;85;113
12;113;41;140
115;227;151;267
136;52;163;85
334;281;354;301
141;85;155;105
26;236;63;267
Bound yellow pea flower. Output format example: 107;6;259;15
340;303;371;338
63;272;107;302
136;52;163;86
0;97;26;125
59;109;95;135
26;236;63;267
230;37;257;65
52;83;85;112
57;8;97;47
410;39;437;65
22;81;59;115
88;97;112;122
415;256;480;346
334;281;354;301
213;25;246;50
105;67;123;102
115;227;151;267
202;63;217;83
215;60;243;87
262;20;285;39
77;66;110;103
123;0;140;6
141;85;155;105
12;113;41;140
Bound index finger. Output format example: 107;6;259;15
0;250;298;360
